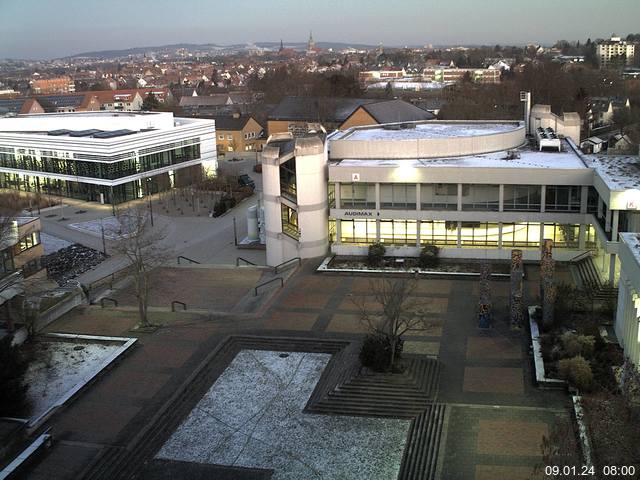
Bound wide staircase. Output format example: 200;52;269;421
572;254;618;303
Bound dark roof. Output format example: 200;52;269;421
210;115;258;131
359;100;435;123
269;96;377;123
0;98;29;115
35;94;86;110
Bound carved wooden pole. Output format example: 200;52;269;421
510;249;524;329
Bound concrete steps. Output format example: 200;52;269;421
398;403;447;480
575;257;618;302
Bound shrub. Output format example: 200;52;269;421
0;336;30;417
367;243;385;267
560;332;595;359
558;355;593;391
419;244;440;269
359;333;403;372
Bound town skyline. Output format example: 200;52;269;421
1;0;639;59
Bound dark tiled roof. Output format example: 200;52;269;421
210;115;259;131
360;99;435;123
0;98;28;114
269;96;377;122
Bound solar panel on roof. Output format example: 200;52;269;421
68;129;103;137
47;129;71;136
92;129;136;139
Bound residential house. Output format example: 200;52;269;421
587;96;631;129
0;98;45;117
30;76;75;95
179;93;255;116
597;36;637;68
213;114;265;154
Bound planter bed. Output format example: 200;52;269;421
528;306;567;389
319;256;512;278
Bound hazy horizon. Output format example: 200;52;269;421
1;0;639;60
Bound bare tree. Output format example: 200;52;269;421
353;278;436;371
111;204;169;327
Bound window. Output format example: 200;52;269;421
280;158;297;201
545;186;581;212
503;185;541;211
380;184;416;209
328;183;336;208
461;184;499;211
420;220;458;246
18;231;40;252
501;222;541;247
227;146;233;152
329;219;336;243
340;183;375;209
460;222;500;247
587;186;599;214
543;223;580;248
379;220;417;245
281;204;299;239
340;219;376;243
227;134;233;140
218;134;224;140
421;183;457;210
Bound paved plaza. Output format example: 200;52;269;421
25;260;572;479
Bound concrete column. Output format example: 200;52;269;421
416;220;421;247
376;218;381;242
579;224;586;250
605;207;612;232
457;221;462;248
612;210;620;241
597;197;603;219
334;182;341;209
335;219;341;244
375;183;381;211
498;223;503;249
498;184;504;212
609;254;617;285
580;185;589;214
457;184;463;211
540;185;546;213
416;183;421;211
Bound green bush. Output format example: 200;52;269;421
367;243;386;268
0;336;30;417
560;332;595;359
558;355;593;391
359;333;403;372
419;244;440;269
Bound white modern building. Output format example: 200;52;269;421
261;104;640;365
597;36;637;68
0;111;216;204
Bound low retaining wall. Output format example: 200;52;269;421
528;306;567;389
35;285;87;333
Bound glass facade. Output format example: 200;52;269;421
380;220;417;245
461;184;499;211
460;222;500;247
281;204;299;239
503;185;541;211
279;158;296;202
340;183;375;209
501;222;541;247
420;221;458;246
17;231;40;253
380;184;416;209
421;183;457;210
543;223;580;248
0;143;200;181
340;219;376;243
545;186;581;212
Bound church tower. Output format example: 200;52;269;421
306;31;316;56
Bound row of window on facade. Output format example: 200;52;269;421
0;144;200;181
332;183;597;213
331;219;597;249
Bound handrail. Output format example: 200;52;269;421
100;297;118;308
171;300;187;311
236;257;257;266
86;265;130;293
254;277;283;296
177;255;200;265
569;250;594;264
274;257;301;274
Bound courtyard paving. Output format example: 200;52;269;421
25;260;573;479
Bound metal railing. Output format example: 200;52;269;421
569;250;595;264
236;257;257;266
100;297;118;308
177;255;200;265
171;300;187;311
254;277;283;296
86;265;130;296
274;257;301;274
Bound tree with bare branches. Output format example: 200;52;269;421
352;278;436;371
111;204;169;327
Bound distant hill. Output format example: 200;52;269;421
64;41;380;59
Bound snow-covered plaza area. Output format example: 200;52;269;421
157;350;410;480
40;232;72;255
68;216;123;240
25;339;123;419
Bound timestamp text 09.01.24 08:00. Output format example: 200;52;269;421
545;465;637;477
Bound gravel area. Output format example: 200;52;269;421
157;350;410;480
24;340;121;419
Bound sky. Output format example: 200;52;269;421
1;0;639;59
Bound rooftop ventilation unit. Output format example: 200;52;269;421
535;127;561;152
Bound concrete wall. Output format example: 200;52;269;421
615;234;640;366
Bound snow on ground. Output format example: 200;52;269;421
157;350;410;480
68;216;123;240
40;232;72;255
25;340;121;419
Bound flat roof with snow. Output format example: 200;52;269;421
583;154;640;191
336;121;522;141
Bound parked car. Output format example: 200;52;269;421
238;174;256;190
